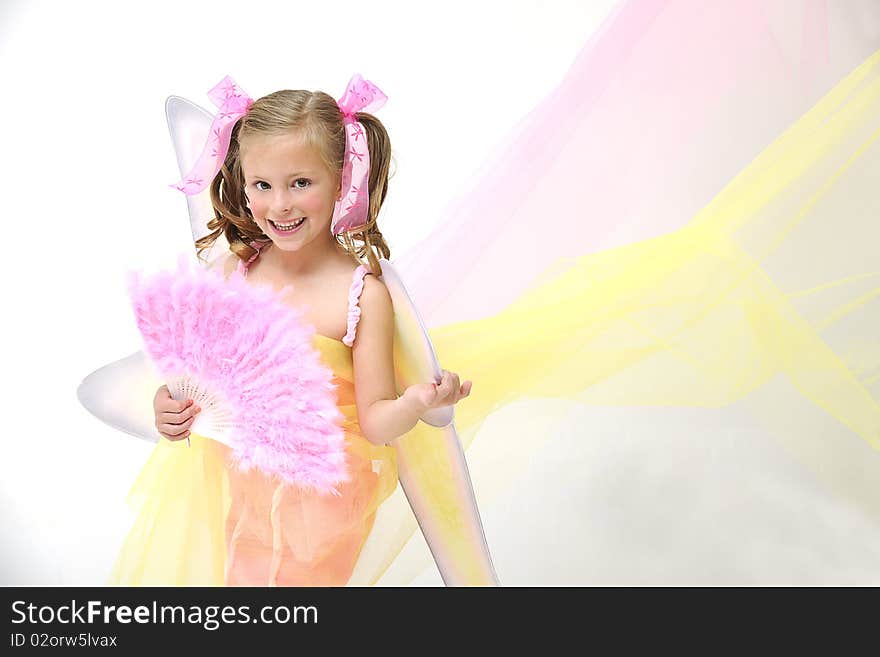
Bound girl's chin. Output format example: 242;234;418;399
269;240;306;251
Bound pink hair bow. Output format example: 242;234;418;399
331;74;387;234
170;76;253;195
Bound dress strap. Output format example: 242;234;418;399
342;265;372;347
238;240;269;277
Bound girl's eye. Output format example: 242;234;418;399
253;179;311;191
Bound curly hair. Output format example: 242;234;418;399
195;87;394;275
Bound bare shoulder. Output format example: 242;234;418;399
359;271;392;320
352;270;394;349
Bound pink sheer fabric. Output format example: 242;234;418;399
330;74;388;234
170;76;253;195
393;0;880;329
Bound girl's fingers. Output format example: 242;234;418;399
157;404;201;425
434;371;449;399
159;412;198;435
167;399;193;414
159;420;190;437
155;392;201;436
430;371;472;406
157;414;187;428
154;386;193;412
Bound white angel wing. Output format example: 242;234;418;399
77;350;162;443
165;96;229;262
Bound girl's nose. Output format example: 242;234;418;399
271;193;293;216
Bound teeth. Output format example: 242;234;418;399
274;217;306;229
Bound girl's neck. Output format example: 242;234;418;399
259;234;351;278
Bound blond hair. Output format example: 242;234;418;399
196;88;393;274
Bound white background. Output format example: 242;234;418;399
0;0;618;584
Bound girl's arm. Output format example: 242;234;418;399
353;276;471;445
352;275;420;445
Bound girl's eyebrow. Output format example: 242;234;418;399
246;171;314;181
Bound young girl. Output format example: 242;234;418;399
110;75;474;587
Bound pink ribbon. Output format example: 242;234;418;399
170;76;253;196
331;74;387;234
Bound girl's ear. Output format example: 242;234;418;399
334;171;343;199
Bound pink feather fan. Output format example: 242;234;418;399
126;255;348;495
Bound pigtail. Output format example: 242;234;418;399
336;111;394;275
196;119;268;265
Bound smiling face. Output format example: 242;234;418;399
239;130;341;251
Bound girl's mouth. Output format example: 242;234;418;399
269;217;307;235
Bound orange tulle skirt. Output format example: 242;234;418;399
224;433;396;586
108;428;398;586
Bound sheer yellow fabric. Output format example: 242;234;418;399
376;49;880;582
435;48;879;450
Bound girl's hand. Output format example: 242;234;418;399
153;385;201;442
402;369;472;413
